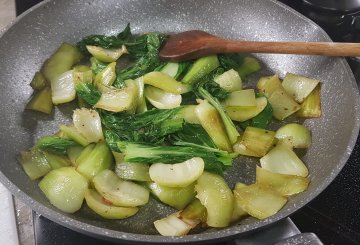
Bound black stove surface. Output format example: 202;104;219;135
16;0;360;244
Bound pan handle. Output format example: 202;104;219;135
275;233;323;245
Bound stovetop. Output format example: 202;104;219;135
14;0;360;244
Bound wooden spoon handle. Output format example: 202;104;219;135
218;40;360;56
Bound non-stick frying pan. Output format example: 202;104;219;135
0;0;359;243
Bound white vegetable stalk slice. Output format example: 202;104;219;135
233;183;287;219
143;71;190;94
256;166;309;196
275;123;312;148
73;108;104;143
84;189;138;219
86;45;128;62
134;76;147;113
195;100;232;152
39;167;88;213
149;157;204;187
154;212;193;236
268;88;301;120
94;62;116;88
214;69;242;92
282;73;320;103
51;70;76;104
226;97;268;122
182;105;201;124
195;172;234;227
115;162;151;182
145;86;182;109
260;142;309;177
93;170;149;207
223;89;256;107
160;63;180;78
256;74;282;98
94;86;136;112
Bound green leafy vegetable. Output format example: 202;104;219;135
101;108;184;143
169;123;216;148
113;33;167;88
90;57;108;75
115;141;236;175
35;136;79;155
75;83;102;106
192;68;229;100
218;54;244;70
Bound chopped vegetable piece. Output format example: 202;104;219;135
256;74;282;98
18;150;52;180
41;43;83;83
39;167;88;213
134;77;147;113
182;55;220;85
195;100;232;152
268;88;301;120
296;84;321;118
214;69;242;92
233;139;261;157
226;97;268;122
43;151;71;169
25;86;53;114
73;108;104;143
51;70;76;105
231;193;248;223
73;66;93;84
86;45;128;62
34;136;79;155
178;105;201;124
237;57;261;80
144;86;182;109
275;123;312;148
233;183;287;219
149;157;204;187
76;142;113;180
94;86;137;112
238;96;273;129
159;63;180;78
241;127;276;157
146;182;196;210
93;170;149;207
154;212;193;236
75;143;95;167
90;57;108;75
223;89;256;107
256;166;309;196
115;162;151;182
59;125;91;146
195;172;234;227
30;72;47;90
282;73;320;103
260;142;309;177
67;145;84;165
94;62;117;89
198;87;240;145
143;71;190;94
179;198;207;226
84;189;138;219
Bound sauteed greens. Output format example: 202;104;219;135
20;24;321;236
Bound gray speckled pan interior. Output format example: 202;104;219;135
0;0;359;243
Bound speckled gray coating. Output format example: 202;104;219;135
0;0;359;243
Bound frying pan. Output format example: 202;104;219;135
0;0;359;243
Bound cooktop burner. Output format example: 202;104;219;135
15;0;360;244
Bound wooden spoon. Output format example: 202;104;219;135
159;30;360;61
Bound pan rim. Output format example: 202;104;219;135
0;0;359;243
